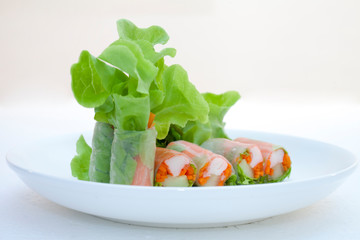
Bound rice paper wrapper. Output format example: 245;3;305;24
201;138;248;165
89;122;114;183
168;141;237;186
201;139;252;184
110;128;156;186
154;148;197;187
234;138;292;183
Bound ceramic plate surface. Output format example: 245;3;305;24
7;130;357;228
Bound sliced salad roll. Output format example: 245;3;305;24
167;140;236;186
201;138;264;184
89;122;114;183
235;138;292;182
155;148;197;187
110;128;157;186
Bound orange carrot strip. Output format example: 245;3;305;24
198;162;210;185
253;162;264;178
155;161;172;183
217;163;233;186
147;112;156;129
265;159;272;175
240;153;252;164
155;147;195;184
282;153;291;171
185;164;196;181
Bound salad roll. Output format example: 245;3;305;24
201;138;264;184
89;122;114;183
167;141;236;186
110;128;156;186
235;138;292;182
155;148;197;187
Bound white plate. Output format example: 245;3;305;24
6;130;357;228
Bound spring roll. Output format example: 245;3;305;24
155;148;197;187
89;122;114;183
110;128;156;186
201;138;264;184
235;137;292;182
167;140;236;186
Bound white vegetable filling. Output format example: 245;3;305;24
163;175;189;187
165;156;189;176
204;157;227;177
248;147;263;168
269;149;284;168
271;164;284;180
239;160;254;178
203;175;221;186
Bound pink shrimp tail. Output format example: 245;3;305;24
131;156;152;186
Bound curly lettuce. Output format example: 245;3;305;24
158;91;240;146
71;135;92;181
71;19;208;136
116;19;170;45
152;65;209;139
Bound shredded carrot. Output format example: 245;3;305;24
240;152;263;178
147;112;156;129
265;159;272;175
155;162;172;183
217;163;233;186
156;161;196;184
253;162;264;178
282;153;291;171
184;164;196;181
264;153;291;177
240;153;252;164
198;162;210;185
179;168;187;176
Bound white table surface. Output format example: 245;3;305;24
1;101;359;240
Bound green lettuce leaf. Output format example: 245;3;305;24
71;135;92;181
111;94;150;131
237;165;260;185
99;39;158;94
149;85;165;110
151;65;209;139
159;91;240;145
180;121;212;145
117;19;170;45
263;168;292;183
71;51;121;108
225;174;238;186
109;128;156;185
135;40;176;64
88;122;114;183
110;130;139;185
149;58;167;110
202;91;240;139
94;96;115;124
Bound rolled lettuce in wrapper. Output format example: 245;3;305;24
167;140;236;186
110;128;157;186
89;122;114;183
235;138;291;182
155;148;196;187
201;138;264;184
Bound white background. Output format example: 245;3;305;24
1;0;360;239
0;0;359;106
